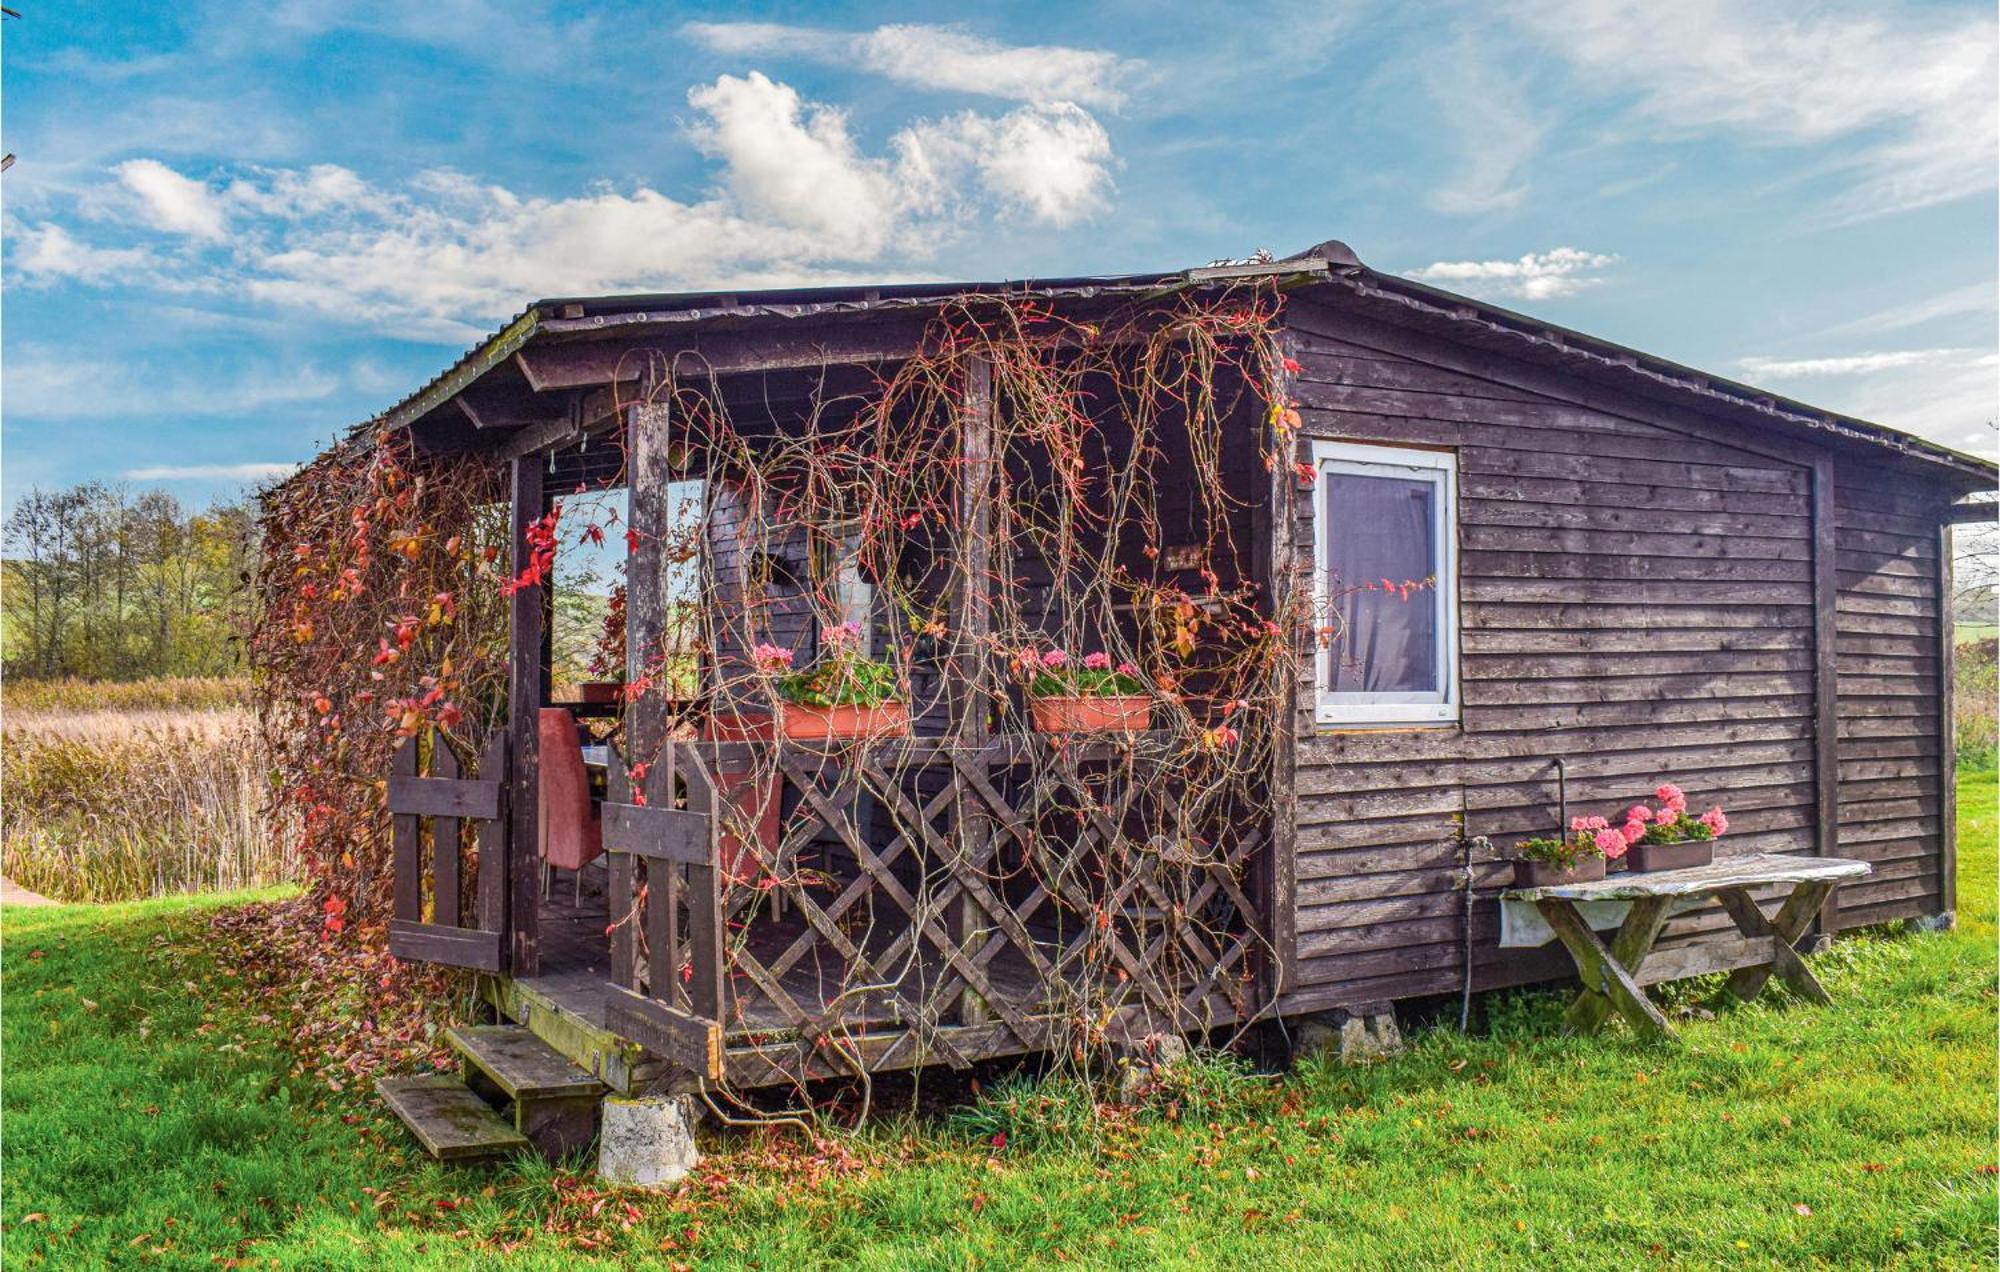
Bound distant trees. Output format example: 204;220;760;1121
2;482;255;681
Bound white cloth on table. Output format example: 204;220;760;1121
1498;894;1708;949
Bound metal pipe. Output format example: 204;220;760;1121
1555;756;1569;836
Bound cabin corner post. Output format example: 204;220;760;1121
507;453;549;975
1937;519;1957;922
1810;456;1842;933
626;402;674;769
1263;329;1301;1001
952;353;997;1027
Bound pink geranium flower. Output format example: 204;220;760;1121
750;643;794;673
1700;807;1728;836
1655;783;1687;813
1594;828;1628;859
1082;651;1111;671
1115;662;1137;677
824;622;863;649
1621;819;1646;845
1040;649;1069;669
1626;805;1652;825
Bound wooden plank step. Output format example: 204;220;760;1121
376;1075;528;1162
446;1024;608;1101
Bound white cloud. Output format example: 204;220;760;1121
11;73;1118;342
902;104;1114;224
1507;0;1999;221
1421;34;1547;214
1823;356;2000;457
123;462;300;482
1816;282;1999;339
685;73;905;258
682;21;1138;108
116;158;229;239
1738;348;1983;379
10;223;159;285
1403;247;1618;301
6;348;342;418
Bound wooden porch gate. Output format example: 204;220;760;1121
387;728;509;972
599;747;727;1081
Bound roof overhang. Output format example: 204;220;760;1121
338;238;1995;495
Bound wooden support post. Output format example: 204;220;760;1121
1809;456;1842;933
1937;521;1957;921
626;403;673;774
1263;332;1301;1000
1714;883;1835;1005
1535;898;1677;1042
1563;895;1671;1034
507;454;547;976
954;354;997;1027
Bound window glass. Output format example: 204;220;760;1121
1323;473;1438;693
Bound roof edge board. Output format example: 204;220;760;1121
1332;270;1997;486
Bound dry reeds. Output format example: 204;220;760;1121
2;690;296;901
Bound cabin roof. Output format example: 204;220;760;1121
357;240;1995;490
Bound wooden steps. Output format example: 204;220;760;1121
379;1026;609;1164
376;1075;528;1162
447;1024;607;1100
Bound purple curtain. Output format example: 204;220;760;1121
1324;473;1438;693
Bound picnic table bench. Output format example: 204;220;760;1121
1500;853;1872;1043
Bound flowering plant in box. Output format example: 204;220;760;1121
759;623;900;708
1020;648;1144;698
1515;814;1634;871
1632;784;1728;845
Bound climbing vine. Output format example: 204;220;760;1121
250;430;510;923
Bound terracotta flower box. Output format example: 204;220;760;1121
1513;856;1607;888
1628;840;1714;873
780;701;909;741
1029;694;1154;734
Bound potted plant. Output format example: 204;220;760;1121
1512;816;1631;887
1021;648;1152;733
1625;785;1726;872
758;624;908;741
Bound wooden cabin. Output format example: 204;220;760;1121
356;240;1994;1116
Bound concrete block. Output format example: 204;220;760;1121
1295;1006;1403;1065
597;1095;699;1188
1114;1031;1190;1102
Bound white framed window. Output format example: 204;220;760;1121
1311;440;1459;727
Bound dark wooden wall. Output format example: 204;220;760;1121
1273;295;1953;1016
1830;466;1950;927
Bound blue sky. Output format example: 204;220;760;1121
4;0;1996;512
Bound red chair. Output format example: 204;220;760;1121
537;708;603;904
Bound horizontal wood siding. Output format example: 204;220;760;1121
1829;465;1948;927
1278;298;1832;1013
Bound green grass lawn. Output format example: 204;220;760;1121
6;778;1995;1269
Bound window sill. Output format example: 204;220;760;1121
1314;722;1463;736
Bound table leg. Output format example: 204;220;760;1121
1564;895;1673;1034
1535;899;1678;1042
1713;882;1835;1006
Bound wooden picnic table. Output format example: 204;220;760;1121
1501;853;1872;1043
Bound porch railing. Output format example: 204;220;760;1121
603;732;1270;1084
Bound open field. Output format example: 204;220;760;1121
2;774;1992;1268
0;677;291;901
